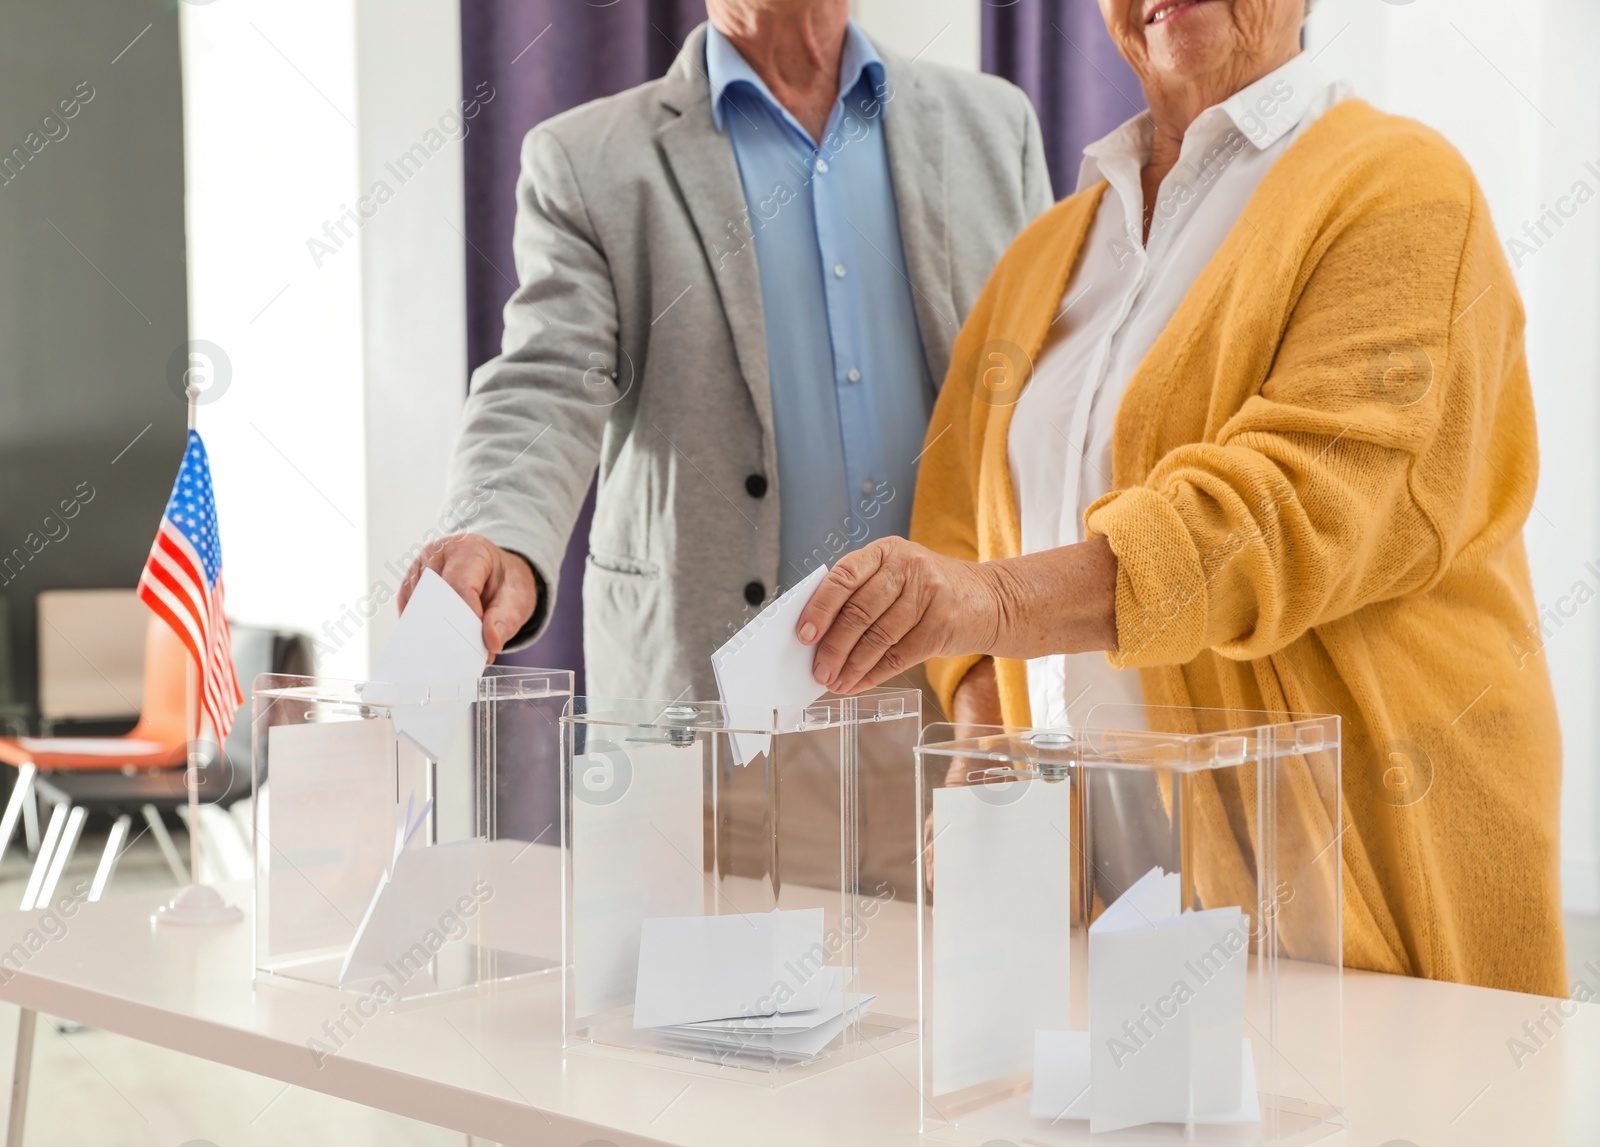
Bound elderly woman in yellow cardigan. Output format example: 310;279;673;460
795;0;1565;997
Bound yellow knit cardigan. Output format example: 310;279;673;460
912;100;1567;997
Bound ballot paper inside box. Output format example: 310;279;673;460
913;706;1345;1144
251;667;572;1003
560;690;921;1083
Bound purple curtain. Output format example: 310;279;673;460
983;0;1145;196
459;0;706;692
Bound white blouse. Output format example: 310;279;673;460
1008;53;1347;731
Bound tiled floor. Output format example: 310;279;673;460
0;824;1594;1145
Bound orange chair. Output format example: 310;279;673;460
0;616;195;908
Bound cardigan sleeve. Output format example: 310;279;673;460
911;287;994;716
1087;149;1524;668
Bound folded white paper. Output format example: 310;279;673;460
1088;866;1251;1132
673;965;853;1032
1032;1030;1260;1125
339;835;482;986
633;907;828;1029
657;988;875;1060
711;564;831;766
364;568;487;760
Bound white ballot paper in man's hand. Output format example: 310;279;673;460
364;568;488;759
1083;866;1254;1133
712;564;831;766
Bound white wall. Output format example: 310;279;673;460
354;0;469;664
1308;0;1600;913
180;0;466;681
852;0;980;72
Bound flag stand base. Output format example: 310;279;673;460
152;883;242;927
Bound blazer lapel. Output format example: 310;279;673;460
656;26;775;442
878;48;958;390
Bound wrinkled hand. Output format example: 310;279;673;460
796;538;1002;695
396;533;539;656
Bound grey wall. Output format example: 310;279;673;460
0;1;189;716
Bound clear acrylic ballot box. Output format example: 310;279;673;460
560;689;922;1081
251;666;573;1004
915;706;1343;1143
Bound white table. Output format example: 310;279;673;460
0;880;1595;1146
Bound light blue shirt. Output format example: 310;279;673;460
707;23;933;592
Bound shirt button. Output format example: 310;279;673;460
744;581;766;606
744;473;768;498
815;159;829;174
860;479;875;497
846;368;861;384
833;263;847;279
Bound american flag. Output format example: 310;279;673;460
137;429;244;742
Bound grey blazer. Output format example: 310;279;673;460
444;24;1052;702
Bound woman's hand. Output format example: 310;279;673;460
796;537;1121;696
795;538;1003;695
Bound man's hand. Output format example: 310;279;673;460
795;538;1003;696
396;534;539;656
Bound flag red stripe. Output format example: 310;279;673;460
141;560;206;643
138;566;206;665
154;529;210;626
136;584;204;673
140;515;243;742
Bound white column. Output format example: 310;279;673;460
179;0;466;680
354;0;469;666
851;0;981;72
1309;0;1600;913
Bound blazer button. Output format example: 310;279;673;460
744;581;766;606
745;474;768;499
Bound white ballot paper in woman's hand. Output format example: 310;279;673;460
711;564;830;766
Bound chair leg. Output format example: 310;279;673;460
0;764;36;868
20;786;38;856
20;804;67;912
37;805;86;908
88;814;133;902
141;804;189;885
5;1008;35;1147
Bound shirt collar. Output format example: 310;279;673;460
706;20;884;134
1075;52;1329;193
1218;51;1326;149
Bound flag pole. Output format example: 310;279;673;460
185;387;203;889
152;382;241;926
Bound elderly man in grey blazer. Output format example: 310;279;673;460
402;0;1050;705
